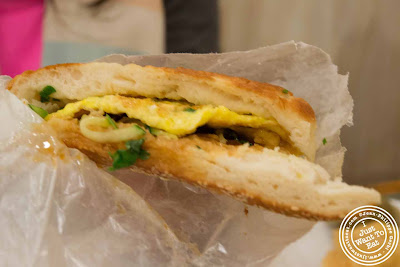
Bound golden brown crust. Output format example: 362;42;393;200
130;166;343;221
46;117;344;221
8;63;316;124
7;63;83;93
159;66;316;123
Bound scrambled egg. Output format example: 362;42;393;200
47;95;288;144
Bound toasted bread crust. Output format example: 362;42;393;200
46;118;380;220
8;63;315;123
161;66;316;123
6;63;81;92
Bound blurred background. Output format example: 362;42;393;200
219;0;400;187
0;0;398;186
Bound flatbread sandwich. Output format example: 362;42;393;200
8;62;380;220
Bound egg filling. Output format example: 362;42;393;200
46;95;299;154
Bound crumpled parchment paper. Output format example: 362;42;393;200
0;41;353;266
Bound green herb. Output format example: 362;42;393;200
184;108;196;112
196;145;202;149
322;138;327;145
28;104;48;119
223;129;242;142
222;129;254;146
105;114;118;129
145;125;156;135
39;85;56;102
109;139;149;171
134;125;145;134
282;89;289;94
52;98;60;102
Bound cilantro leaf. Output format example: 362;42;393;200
105;114;118;129
282;89;289;94
108;150;138;170
39;85;56;102
322;138;327;145
109;139;149;171
145;125;156;135
28;104;48;118
184;108;196;112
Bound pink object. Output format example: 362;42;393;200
0;0;44;77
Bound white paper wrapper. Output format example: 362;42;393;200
0;41;353;266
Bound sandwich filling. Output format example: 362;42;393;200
28;86;303;169
43;94;301;154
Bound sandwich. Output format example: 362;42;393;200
8;62;380;220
